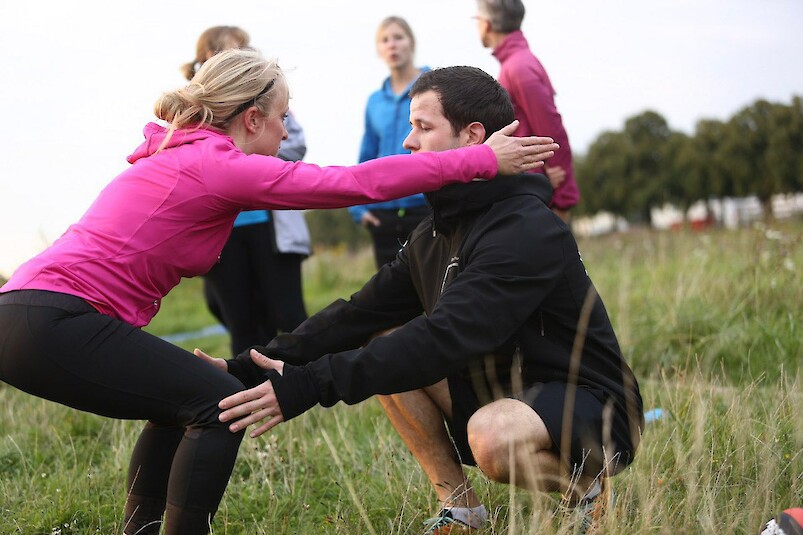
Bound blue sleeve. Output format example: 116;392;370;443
351;98;380;222
358;101;379;164
348;205;368;224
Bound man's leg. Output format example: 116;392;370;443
377;380;481;509
466;398;597;501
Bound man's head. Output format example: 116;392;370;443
403;66;514;154
475;0;525;47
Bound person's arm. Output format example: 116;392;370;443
347;205;369;225
225;254;424;388
219;205;568;434
210;122;557;211
276;112;306;162
349;103;382;224
358;103;380;164
509;68;579;209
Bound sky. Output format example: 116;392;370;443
1;0;802;277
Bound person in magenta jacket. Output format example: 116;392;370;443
0;48;557;534
182;26;313;356
475;0;580;222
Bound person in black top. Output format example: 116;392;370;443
198;66;643;533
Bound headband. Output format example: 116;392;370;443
224;78;276;122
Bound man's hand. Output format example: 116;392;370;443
485;120;559;175
218;349;286;438
193;348;228;372
545;164;567;190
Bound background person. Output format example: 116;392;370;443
348;16;433;269
185;26;312;355
0;49;556;535
205;66;641;534
475;0;580;222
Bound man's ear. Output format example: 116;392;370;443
463;122;487;146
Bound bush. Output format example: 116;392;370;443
305;208;370;250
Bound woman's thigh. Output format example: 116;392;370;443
0;302;244;426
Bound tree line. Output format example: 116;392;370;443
575;96;803;223
305;95;803;246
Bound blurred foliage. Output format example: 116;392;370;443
304;208;370;251
575;95;803;222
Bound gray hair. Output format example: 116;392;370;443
477;0;525;33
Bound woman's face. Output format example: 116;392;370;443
255;102;290;157
376;23;414;70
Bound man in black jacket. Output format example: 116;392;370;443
200;66;643;533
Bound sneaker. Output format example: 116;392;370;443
422;509;478;534
573;481;614;535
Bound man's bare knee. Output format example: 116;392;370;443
467;400;519;481
467;399;553;483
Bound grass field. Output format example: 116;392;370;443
1;221;800;534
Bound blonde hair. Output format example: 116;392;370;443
154;48;288;150
181;26;251;81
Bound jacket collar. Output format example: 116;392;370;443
425;173;552;221
492;30;529;63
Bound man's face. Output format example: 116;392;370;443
403;90;463;154
473;10;493;48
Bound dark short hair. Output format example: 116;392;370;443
409;66;514;140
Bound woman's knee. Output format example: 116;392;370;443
182;373;244;430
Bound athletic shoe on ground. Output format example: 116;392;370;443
422;509;479;534
572;480;614;535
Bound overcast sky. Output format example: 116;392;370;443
1;0;802;277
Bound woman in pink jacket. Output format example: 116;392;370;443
0;48;556;534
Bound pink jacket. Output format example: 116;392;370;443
494;31;579;210
2;123;497;326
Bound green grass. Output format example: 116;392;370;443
1;221;801;534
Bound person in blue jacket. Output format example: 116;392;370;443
349;16;432;269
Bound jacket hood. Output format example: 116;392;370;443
127;122;229;164
425;173;552;220
381;66;432;99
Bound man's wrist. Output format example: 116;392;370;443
226;345;270;388
267;365;320;421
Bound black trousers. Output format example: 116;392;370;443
203;221;307;356
366;206;431;268
0;290;246;534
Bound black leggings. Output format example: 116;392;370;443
0;290;246;535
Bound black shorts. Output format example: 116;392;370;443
446;374;640;477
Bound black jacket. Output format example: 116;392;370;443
229;174;642;422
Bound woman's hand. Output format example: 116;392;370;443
193;348;228;372
218;349;286;438
485;120;559;175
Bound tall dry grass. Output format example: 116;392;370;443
0;221;800;533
